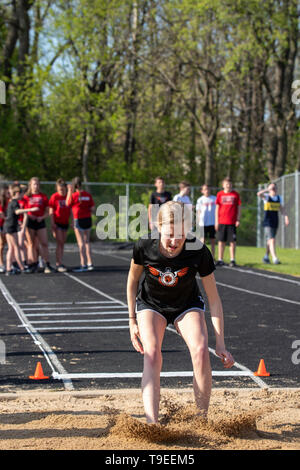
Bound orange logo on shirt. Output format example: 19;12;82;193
147;265;189;287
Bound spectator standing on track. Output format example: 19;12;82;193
49;179;72;272
148;177;172;232
196;184;217;260
0;185;9;273
215;177;241;267
66;177;95;272
127;201;234;424
3;185;39;275
23;177;54;274
257;182;289;265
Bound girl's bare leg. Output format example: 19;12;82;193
175;311;212;418
83;229;92;265
137;311;167;423
74;228;86;266
36;228;49;263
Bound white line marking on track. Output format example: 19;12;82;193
23;305;127;311
215;281;300;306
223;265;300;286
20;326;130;331
64;272;126;305
0;279;74;391
52;371;255;380
25;311;129;317
30;318;129;324
19;301;116;306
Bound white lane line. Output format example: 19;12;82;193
65;270;266;387
0;279;74;391
19;301;116;306
223;265;300;286
23;305;127;311
30;318;129;324
64;272;125;305
216;281;300;306
53;371;254;380
26;311;129;317
21;326;130;331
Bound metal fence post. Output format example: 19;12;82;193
257;184;261;247
282;175;286;248
126;183;130;242
295;171;299;250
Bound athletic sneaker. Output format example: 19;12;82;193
56;265;67;273
263;255;270;264
0;265;5;273
44;263;55;274
23;264;37;274
229;260;236;267
87;264;94;271
72;265;88;273
5;270;18;276
215;260;225;267
273;258;281;265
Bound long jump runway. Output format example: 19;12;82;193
0;247;299;392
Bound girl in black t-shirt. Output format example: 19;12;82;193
127;201;234;424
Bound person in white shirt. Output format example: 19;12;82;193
173;181;192;205
196;184;217;259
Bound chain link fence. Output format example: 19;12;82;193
257;172;300;249
0;180;258;245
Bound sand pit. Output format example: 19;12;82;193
0;388;299;450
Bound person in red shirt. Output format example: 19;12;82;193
215;177;241;267
0;185;9;272
49;179;72;272
66;177;95;272
23;177;54;273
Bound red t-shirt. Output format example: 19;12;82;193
49;192;71;225
18;197;26;223
0;202;7;228
23;192;49;218
68;190;94;219
216;190;241;225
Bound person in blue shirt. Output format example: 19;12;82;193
257;183;289;264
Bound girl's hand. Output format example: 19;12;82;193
215;346;235;369
30;207;39;212
67;184;73;192
130;320;144;354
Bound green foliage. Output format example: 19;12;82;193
0;0;298;186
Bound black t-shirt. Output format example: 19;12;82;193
3;199;20;233
133;236;215;315
150;191;172;206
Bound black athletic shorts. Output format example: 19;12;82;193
204;225;216;240
217;224;236;243
74;217;92;231
27;218;46;231
56;222;69;231
136;296;205;326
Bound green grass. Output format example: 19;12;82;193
210;245;300;277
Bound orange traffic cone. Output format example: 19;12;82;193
254;359;270;377
29;362;49;380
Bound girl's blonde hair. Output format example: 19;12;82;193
26;177;40;197
157;201;192;235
